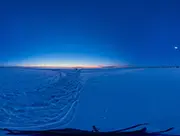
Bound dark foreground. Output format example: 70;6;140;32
1;123;179;136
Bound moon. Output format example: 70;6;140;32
174;46;178;50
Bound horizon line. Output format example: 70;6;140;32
0;65;180;69
0;64;122;69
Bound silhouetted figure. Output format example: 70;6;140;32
92;125;99;132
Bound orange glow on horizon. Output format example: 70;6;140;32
17;64;122;69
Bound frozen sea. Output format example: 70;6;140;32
0;67;180;135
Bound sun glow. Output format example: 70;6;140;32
19;64;104;68
11;55;124;69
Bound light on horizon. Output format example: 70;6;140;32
7;55;125;69
16;63;122;69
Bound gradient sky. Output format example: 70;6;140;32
1;0;180;67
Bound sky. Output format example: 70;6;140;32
1;0;180;67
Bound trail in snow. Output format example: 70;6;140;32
0;68;84;130
0;68;143;131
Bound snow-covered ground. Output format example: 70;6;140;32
0;67;180;135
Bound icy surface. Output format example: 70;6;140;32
0;67;84;130
1;67;180;135
69;68;180;134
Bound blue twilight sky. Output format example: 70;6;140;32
1;0;180;67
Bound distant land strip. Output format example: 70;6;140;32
0;65;180;70
119;65;180;69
